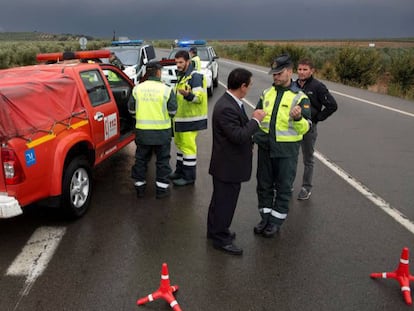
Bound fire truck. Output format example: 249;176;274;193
0;50;141;219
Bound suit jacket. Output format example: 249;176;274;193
209;92;260;183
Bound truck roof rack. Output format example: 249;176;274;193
36;50;111;62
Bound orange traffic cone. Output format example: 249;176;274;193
137;263;182;310
370;247;414;305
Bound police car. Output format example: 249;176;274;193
162;40;219;97
104;39;157;84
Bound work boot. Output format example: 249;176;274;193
297;187;312;200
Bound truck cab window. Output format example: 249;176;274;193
80;70;110;107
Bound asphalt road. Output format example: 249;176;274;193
1;50;414;311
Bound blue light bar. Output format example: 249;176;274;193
111;39;143;46
177;40;206;47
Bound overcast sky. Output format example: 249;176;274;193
1;0;413;40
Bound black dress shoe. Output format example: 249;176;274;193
254;220;268;234
262;223;280;238
213;243;243;255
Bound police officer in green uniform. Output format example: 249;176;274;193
253;54;311;237
130;61;177;198
189;47;201;71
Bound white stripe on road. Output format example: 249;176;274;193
330;90;414;118
7;226;66;297
314;151;414;234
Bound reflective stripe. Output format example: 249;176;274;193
161;274;169;279
183;160;196;166
136;119;171;126
382;272;387;278
402;286;411;292
261;122;270;129
400;258;409;264
174;115;208;122
271;210;287;219
148;294;154;302
170;300;178;307
156;181;169;189
134;181;146;187
259;208;272;214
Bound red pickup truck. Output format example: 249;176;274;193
0;50;139;219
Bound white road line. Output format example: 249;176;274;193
6;226;66;297
330;90;414;118
218;81;414;234
315;151;414;234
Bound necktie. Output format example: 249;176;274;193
240;103;246;115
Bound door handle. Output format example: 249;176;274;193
94;112;104;121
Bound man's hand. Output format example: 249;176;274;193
290;105;302;120
252;109;266;122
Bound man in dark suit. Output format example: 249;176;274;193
207;68;266;255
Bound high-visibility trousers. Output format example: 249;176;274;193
173;131;199;181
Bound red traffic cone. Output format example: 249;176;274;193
370;247;414;305
137;263;182;310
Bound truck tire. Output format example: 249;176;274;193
207;83;214;97
61;156;92;218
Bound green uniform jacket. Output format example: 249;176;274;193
254;82;311;158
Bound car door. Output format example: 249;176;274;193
79;69;121;162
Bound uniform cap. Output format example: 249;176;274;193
146;60;162;70
189;47;197;53
269;54;292;74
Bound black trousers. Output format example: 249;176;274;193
207;177;241;247
131;143;171;190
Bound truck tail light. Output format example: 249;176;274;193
1;148;25;185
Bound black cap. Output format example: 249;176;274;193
189;47;197;53
269;54;293;74
146;60;162;70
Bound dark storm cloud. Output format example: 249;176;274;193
0;0;413;39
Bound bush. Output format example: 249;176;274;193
334;47;382;87
388;52;414;96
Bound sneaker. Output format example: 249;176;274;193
297;187;311;200
135;186;145;198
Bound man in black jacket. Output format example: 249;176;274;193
207;68;266;255
295;58;338;200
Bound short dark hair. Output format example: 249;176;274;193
298;58;314;69
174;50;190;60
227;68;252;90
189;47;197;54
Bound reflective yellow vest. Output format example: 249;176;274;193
174;71;207;132
260;87;310;142
132;80;172;130
192;55;201;71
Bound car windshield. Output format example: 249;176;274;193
168;48;210;61
109;49;139;66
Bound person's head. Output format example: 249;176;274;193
297;58;315;81
269;54;294;87
109;52;116;62
227;68;252;99
189;47;198;57
174;50;191;73
146;61;162;78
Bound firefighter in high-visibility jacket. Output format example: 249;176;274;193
253;54;311;237
170;50;208;186
189;47;202;71
130;61;177;199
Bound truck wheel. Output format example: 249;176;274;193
213;73;219;88
207;83;214;97
61;156;92;218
